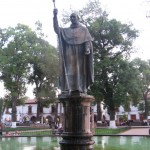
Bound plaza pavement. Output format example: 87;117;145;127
118;127;150;135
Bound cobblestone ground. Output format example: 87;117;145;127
118;128;150;135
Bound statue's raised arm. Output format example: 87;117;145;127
53;9;60;34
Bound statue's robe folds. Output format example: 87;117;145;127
55;23;94;93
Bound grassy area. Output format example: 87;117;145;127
20;130;52;136
95;127;129;135
2;127;52;136
2;127;129;136
3;127;49;132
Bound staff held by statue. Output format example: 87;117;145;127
52;0;56;9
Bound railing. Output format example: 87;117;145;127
94;127;129;135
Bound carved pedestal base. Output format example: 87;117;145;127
59;93;95;150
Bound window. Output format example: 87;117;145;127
51;105;55;113
28;105;32;114
40;107;43;113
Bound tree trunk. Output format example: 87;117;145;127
0;100;4;123
109;109;115;121
36;101;41;121
0;117;1;123
109;109;117;128
144;92;149;119
144;98;149;119
12;96;17;122
97;101;102;121
55;102;58;120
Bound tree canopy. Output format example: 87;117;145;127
131;58;150;118
28;22;59;120
0;23;59;122
61;0;141;120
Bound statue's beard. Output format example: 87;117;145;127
70;22;80;28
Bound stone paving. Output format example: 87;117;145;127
118;127;150;135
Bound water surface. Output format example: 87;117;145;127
0;136;149;150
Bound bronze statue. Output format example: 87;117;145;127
53;9;94;95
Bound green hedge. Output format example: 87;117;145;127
95;127;129;135
3;127;49;132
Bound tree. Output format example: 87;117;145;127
62;0;140;122
0;98;5;123
79;1;140;121
131;58;150;119
28;21;59;121
92;58;143;120
0;24;37;122
0;22;59;123
138;102;145;114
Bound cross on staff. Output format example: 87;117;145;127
52;0;56;9
52;0;71;94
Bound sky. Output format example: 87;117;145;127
0;0;150;98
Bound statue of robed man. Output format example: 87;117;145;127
53;9;94;95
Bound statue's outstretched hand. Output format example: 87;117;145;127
85;49;90;55
85;42;91;55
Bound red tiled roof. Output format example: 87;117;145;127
25;98;37;104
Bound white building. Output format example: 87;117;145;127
2;98;64;125
93;103;144;126
2;98;145;127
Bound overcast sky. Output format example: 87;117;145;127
0;0;150;97
0;0;149;58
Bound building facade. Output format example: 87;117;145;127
2;98;64;126
2;98;146;127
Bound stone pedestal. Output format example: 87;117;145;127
59;93;95;150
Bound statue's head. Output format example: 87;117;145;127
70;13;79;25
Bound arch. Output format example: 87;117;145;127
23;115;30;123
46;116;53;128
30;116;37;123
46;116;53;122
